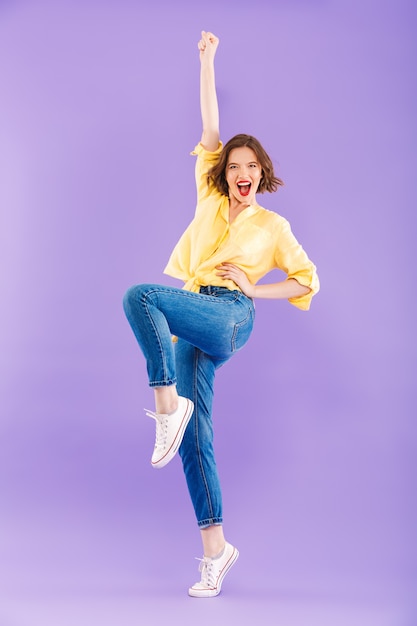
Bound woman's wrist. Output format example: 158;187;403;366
200;58;215;71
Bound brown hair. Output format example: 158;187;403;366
208;134;284;196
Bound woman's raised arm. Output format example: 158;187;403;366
198;31;220;152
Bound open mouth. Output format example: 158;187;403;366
237;182;251;197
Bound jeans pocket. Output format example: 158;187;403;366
231;306;254;352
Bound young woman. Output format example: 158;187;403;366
123;31;319;598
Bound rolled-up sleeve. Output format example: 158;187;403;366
191;142;224;204
274;218;320;311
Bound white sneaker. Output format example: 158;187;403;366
188;542;239;598
145;396;194;469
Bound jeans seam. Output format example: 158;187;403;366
143;289;171;385
194;348;215;524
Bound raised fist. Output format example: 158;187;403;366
198;31;219;63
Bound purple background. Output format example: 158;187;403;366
1;1;416;624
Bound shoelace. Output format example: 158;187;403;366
145;410;168;449
195;556;215;587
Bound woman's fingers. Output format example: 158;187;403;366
216;263;242;278
205;31;219;44
199;30;219;53
198;31;206;51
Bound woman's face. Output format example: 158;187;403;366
225;146;262;205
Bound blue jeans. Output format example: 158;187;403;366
123;284;255;528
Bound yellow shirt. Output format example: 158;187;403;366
164;142;320;311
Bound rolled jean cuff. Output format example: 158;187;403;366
197;517;223;529
149;377;177;388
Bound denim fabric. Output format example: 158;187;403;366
123;283;255;527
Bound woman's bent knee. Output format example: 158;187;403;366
123;283;152;311
123;285;138;313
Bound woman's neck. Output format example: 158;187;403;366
228;196;253;223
